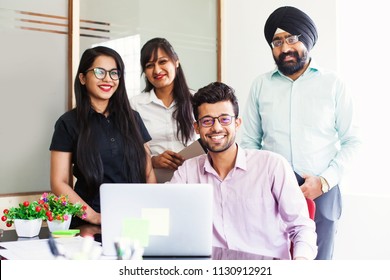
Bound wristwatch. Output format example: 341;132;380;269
320;176;330;194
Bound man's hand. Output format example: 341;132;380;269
300;174;323;200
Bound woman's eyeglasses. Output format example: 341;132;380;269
85;67;121;80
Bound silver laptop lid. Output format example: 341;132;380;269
100;183;213;257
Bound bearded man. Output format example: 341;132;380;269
241;6;361;260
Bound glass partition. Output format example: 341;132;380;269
0;0;219;194
79;0;218;97
0;0;68;194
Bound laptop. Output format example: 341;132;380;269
100;183;213;257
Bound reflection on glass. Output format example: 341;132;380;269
79;0;217;98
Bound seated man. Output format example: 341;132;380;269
170;82;317;260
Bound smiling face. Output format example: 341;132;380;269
143;48;178;92
194;101;241;154
272;31;309;77
78;55;119;111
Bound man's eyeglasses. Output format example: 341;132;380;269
198;114;236;127
271;34;301;48
85;67;121;80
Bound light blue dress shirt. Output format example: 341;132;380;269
241;61;361;189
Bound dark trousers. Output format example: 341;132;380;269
313;185;341;260
295;172;342;260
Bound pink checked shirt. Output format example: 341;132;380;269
170;145;317;260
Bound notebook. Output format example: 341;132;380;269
154;139;208;183
100;183;213;257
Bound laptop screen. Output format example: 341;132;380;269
100;183;213;257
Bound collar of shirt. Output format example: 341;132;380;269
202;144;247;176
138;88;177;109
87;107;116;120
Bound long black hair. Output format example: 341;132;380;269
74;46;147;195
140;37;194;146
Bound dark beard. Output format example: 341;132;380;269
274;51;308;76
200;137;236;154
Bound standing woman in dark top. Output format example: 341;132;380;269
50;46;156;226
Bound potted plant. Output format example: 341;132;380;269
40;192;87;232
1;200;48;237
2;192;88;235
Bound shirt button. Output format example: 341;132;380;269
110;138;115;142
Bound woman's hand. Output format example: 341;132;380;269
78;223;101;237
84;209;101;225
152;150;185;170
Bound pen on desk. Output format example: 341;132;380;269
48;234;65;258
114;241;124;260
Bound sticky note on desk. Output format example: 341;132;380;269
121;218;149;247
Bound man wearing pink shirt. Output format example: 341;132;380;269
170;82;317;260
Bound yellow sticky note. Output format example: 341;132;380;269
141;208;170;236
121;218;150;247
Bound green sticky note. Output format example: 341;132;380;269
121;218;150;247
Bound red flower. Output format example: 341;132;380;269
1;216;7;222
1;195;60;223
6;221;12;227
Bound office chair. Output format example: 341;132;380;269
290;198;316;258
305;198;316;220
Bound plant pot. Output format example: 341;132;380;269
14;219;42;237
47;215;72;232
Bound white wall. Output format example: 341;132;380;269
337;0;390;196
222;0;338;131
333;193;390;260
335;0;390;259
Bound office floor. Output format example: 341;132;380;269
333;193;390;260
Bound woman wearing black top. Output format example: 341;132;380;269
50;46;156;226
